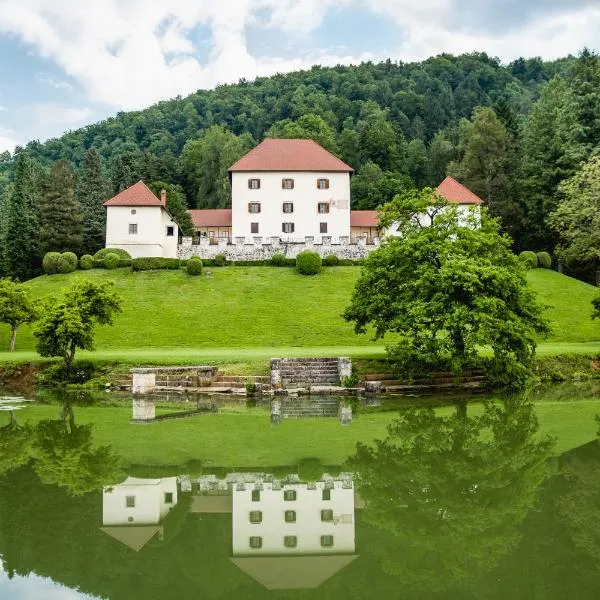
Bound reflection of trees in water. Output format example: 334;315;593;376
0;402;123;495
348;396;556;593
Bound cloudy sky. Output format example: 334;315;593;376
0;0;599;152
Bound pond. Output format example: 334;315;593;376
0;384;599;599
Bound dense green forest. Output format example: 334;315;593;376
0;50;599;282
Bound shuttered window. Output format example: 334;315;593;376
282;178;294;189
248;178;261;189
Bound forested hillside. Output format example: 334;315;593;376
0;51;599;282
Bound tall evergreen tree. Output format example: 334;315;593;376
39;160;83;254
78;148;110;255
571;48;600;151
2;152;42;281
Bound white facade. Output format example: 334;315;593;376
231;171;351;243
102;477;178;526
232;480;355;556
105;205;179;258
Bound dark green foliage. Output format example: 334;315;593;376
536;252;552;269
131;257;181;271
323;254;340;266
40;359;95;385
270;252;288;266
57;252;78;274
39;160;83;255
519;251;538;269
186;257;203;276
296;251;322;275
214;254;227;267
297;457;323;482
94;248;131;260
592;294;600;319
43;252;62;275
79;255;94;270
266;114;338;152
103;253;119;270
147;181;194;235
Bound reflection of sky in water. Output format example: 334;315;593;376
0;567;97;600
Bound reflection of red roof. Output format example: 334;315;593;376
351;210;379;228
103;181;164;207
229;139;353;172
436;176;482;205
188;209;232;227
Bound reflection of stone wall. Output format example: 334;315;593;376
178;236;378;260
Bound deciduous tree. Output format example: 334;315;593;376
0;279;38;351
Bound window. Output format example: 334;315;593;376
248;178;261;189
128;223;138;235
320;222;328;234
284;489;297;501
164;492;173;504
248;202;261;213
282;178;294;189
125;496;136;508
284;510;296;523
284;536;298;548
282;223;295;234
317;178;330;190
320;535;334;548
322;489;331;501
321;509;334;522
282;202;294;214
209;230;215;238
249;536;262;549
251;489;261;502
249;510;263;524
318;202;330;214
251;222;259;234
166;226;174;237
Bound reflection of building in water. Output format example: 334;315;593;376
100;477;178;551
191;472;358;589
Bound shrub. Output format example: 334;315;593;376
296;251;322;275
131;257;181;271
103;252;120;270
518;251;538;269
245;381;257;396
271;252;287;266
42;252;62;274
94;247;131;260
187;257;203;276
323;254;340;266
79;254;94;270
536;251;552;269
298;458;323;482
118;258;132;268
57;252;78;274
39;359;95;385
214;254;227;267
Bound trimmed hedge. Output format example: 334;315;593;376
519;251;538;269
94;247;131;260
79;254;94;270
131;257;181;271
271;253;288;266
214;254;227;267
186;257;203;276
57;252;78;274
537;251;552;269
103;252;120;269
322;254;340;266
42;252;62;274
296;250;322;275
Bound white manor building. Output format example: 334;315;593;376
103;139;481;260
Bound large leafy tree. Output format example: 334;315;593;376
148;180;194;236
78;148;111;255
350;161;412;210
344;189;550;385
266;113;338;153
39;160;84;254
0;278;38;351
34;279;122;376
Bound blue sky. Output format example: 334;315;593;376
0;0;598;152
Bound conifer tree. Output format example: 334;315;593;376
78;148;110;254
39;160;83;254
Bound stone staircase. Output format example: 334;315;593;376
272;358;350;388
206;375;270;391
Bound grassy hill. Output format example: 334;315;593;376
0;267;598;363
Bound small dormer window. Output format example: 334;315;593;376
248;178;261;189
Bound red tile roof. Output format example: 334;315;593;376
188;209;232;228
435;176;482;205
351;210;379;228
228;138;354;173
103;181;165;207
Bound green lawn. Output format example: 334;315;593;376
0;267;597;362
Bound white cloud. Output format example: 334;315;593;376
30;103;92;126
38;74;73;90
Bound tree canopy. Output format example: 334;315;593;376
0;278;38;351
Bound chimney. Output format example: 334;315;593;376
160;189;167;206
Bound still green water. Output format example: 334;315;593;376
0;388;599;599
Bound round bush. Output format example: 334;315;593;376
103;252;120;270
271;252;287;266
214;253;227;267
298;458;323;482
187;257;203;276
536;251;552;269
79;254;94;270
296;251;322;275
94;247;131;261
518;251;538;269
56;252;77;274
42;252;62;274
323;254;340;266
